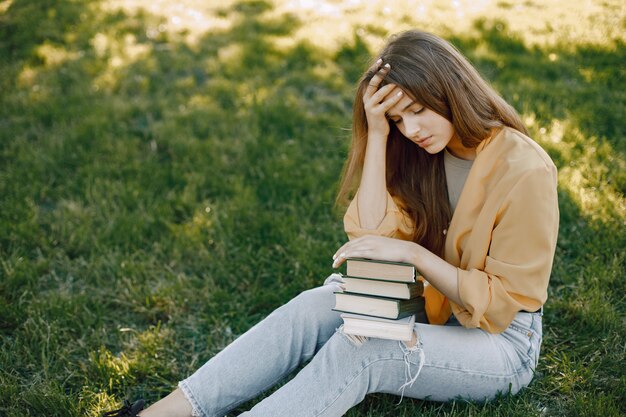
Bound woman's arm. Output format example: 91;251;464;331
356;136;388;229
357;61;404;229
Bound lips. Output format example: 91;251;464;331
415;135;432;146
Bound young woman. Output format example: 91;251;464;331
104;30;559;417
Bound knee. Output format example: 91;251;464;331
291;284;335;310
282;285;340;325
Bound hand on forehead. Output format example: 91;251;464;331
386;89;417;117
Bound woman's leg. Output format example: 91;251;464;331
238;312;542;417
141;279;343;417
399;312;542;402
139;388;192;417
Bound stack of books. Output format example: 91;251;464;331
333;258;427;342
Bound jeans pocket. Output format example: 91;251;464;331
529;315;543;368
504;320;535;367
508;322;534;339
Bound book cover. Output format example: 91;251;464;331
345;258;417;283
341;276;424;299
340;313;416;342
333;292;425;320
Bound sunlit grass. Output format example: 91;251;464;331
99;0;626;51
0;0;624;416
532;119;625;224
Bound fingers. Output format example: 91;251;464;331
363;60;405;118
367;58;383;74
363;83;397;111
365;58;384;84
363;87;404;124
332;240;352;269
332;254;346;269
364;62;391;96
333;236;364;260
371;87;404;112
332;237;369;269
332;249;344;261
332;245;371;269
368;83;397;103
332;236;409;270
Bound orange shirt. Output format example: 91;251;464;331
344;127;559;333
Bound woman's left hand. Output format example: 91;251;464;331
332;235;419;269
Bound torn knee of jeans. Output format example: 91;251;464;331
397;327;425;404
403;331;418;349
337;325;367;347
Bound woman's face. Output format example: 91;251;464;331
386;90;475;160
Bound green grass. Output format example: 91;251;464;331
1;0;624;416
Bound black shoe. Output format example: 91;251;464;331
103;399;145;417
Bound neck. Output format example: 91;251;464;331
446;137;477;161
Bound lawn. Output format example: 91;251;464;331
0;0;624;416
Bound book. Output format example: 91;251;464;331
340;313;416;341
341;276;423;299
333;292;425;320
334;258;428;343
345;258;417;283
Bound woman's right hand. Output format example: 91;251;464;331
362;59;404;141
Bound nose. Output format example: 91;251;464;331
403;117;421;138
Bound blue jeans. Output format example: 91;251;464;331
179;276;542;416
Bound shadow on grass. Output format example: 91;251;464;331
449;19;625;149
0;1;624;416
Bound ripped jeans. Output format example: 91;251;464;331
178;275;542;417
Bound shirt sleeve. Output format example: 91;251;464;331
452;165;559;333
343;190;414;241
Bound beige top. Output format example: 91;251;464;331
344;127;559;333
444;149;474;213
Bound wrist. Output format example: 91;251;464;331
367;132;388;145
407;242;423;268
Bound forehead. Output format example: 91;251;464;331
387;90;418;116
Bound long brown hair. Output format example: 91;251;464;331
337;30;527;256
